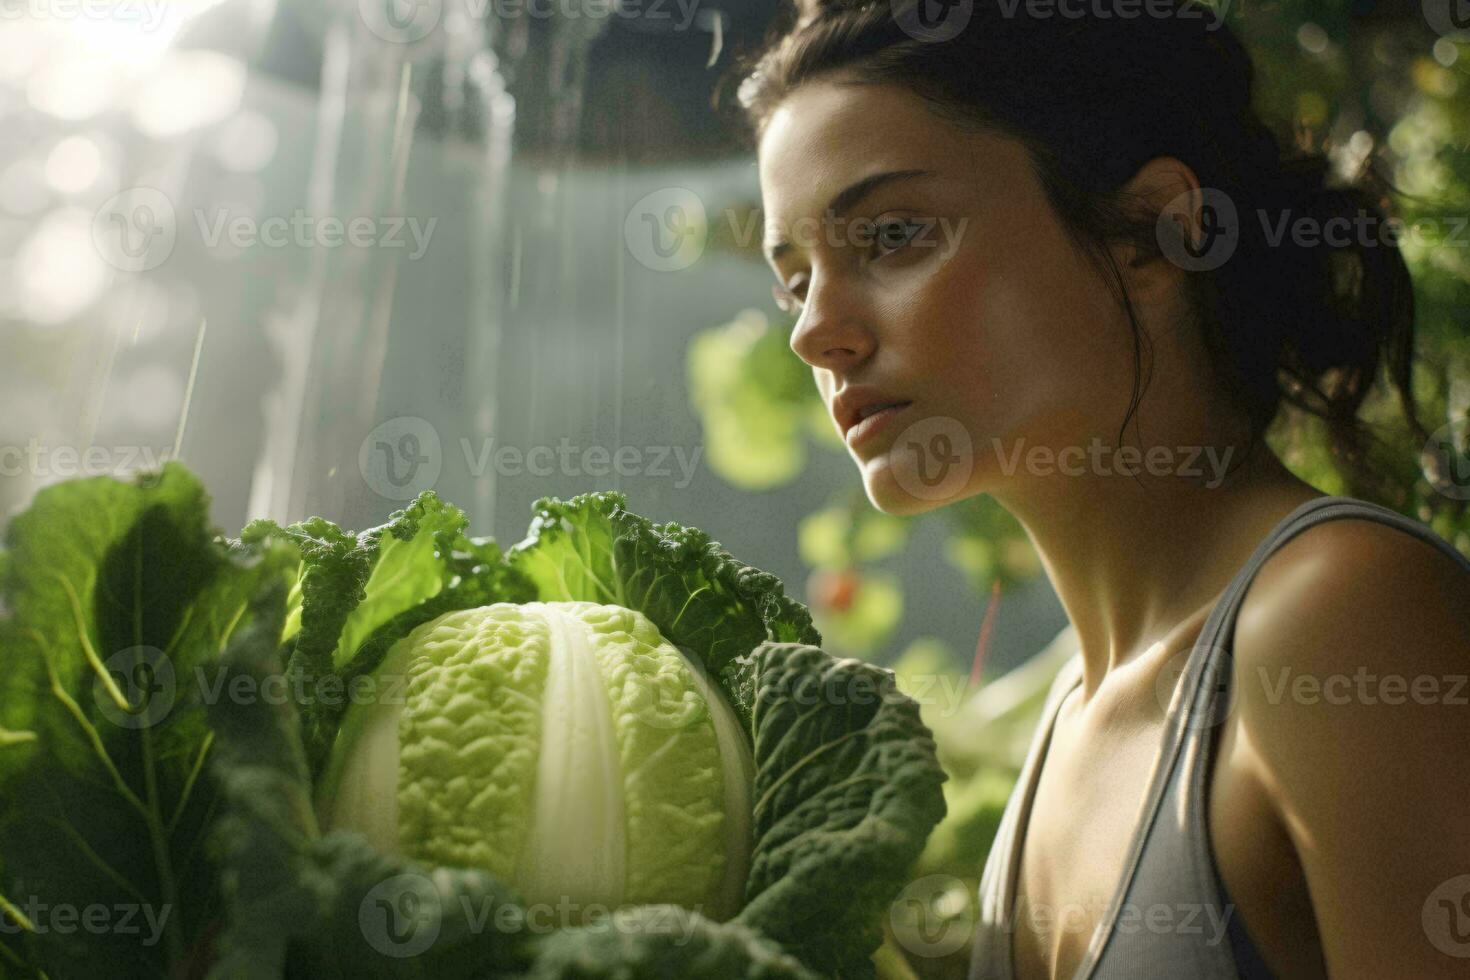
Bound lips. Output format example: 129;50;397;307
833;387;914;440
858;401;906;420
844;402;912;448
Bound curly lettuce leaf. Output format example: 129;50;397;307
728;643;948;979
240;493;467;675
331;534;537;703
242;497;535;769
506;491;821;688
504;493;946;977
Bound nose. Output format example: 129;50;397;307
787;273;876;372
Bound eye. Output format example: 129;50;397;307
771;272;807;315
870;217;925;258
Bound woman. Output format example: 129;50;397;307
728;2;1470;978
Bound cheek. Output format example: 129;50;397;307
812;370;834;404
904;227;1136;445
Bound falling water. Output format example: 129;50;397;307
480;4;614;532
248;12;426;526
243;2;611;533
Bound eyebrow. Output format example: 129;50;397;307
764;168;936;264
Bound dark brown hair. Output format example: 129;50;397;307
723;0;1431;490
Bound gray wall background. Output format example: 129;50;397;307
0;1;1068;679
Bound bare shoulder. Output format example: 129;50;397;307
1225;510;1470;979
1235;512;1470;666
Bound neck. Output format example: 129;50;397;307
990;440;1323;704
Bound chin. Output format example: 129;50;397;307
856;418;982;513
859;459;962;516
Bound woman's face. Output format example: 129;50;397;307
758;78;1156;515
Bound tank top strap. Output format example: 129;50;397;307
970;648;1085;980
972;494;1469;980
1081;494;1470;978
1191;495;1470;673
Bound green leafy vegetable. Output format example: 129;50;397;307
0;463;298;976
319;601;755;923
241;497;536;770
506;491;822;684
0;467;947;980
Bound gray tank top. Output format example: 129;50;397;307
967;494;1470;980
